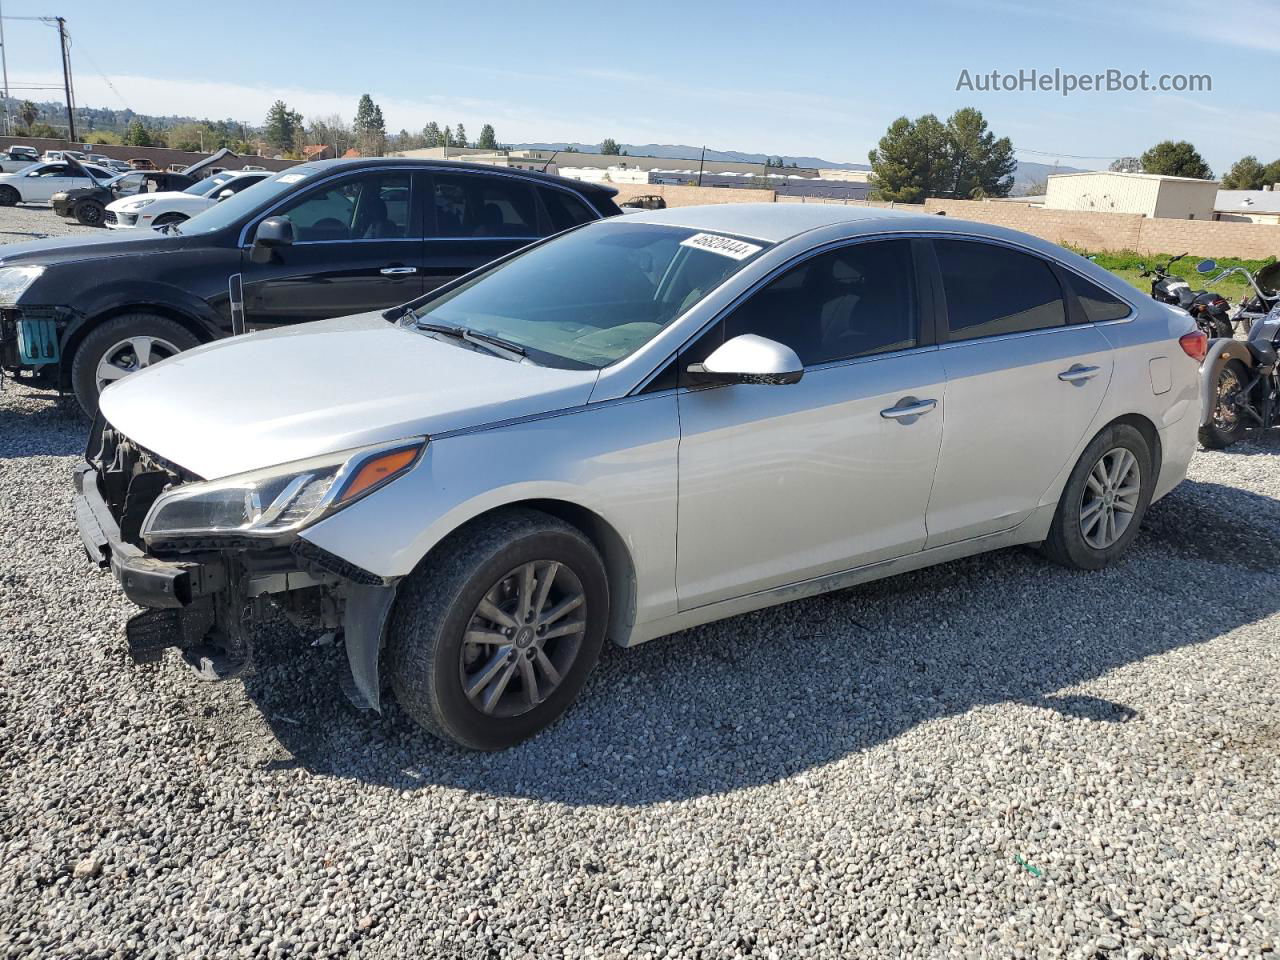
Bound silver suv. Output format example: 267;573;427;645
74;204;1203;749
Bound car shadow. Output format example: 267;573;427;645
241;475;1280;805
0;384;86;458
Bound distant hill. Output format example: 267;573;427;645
1012;160;1093;194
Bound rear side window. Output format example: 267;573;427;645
540;188;596;233
433;174;538;238
935;240;1065;340
1065;272;1131;323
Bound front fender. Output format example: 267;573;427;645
1199;338;1255;426
61;279;228;347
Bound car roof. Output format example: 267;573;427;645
292;156;619;196
618;202;928;243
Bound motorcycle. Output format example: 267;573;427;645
1194;259;1280;334
1139;253;1234;339
1198;290;1280;449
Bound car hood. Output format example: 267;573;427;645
97;312;601;479
105;189;196;211
0;228;181;265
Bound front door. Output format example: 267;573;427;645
675;239;945;610
239;170;424;330
923;238;1114;547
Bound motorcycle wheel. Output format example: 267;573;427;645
1199;359;1250;450
1213;318;1234;339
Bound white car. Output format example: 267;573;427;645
104;170;271;229
0;145;40;174
0;160;114;206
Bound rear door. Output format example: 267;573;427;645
239;169;424;329
923;238;1113;547
419;171;543;293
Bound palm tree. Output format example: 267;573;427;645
19;100;39;130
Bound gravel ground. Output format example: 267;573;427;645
0;202;97;244
1;209;1278;957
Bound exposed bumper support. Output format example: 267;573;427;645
340;583;398;713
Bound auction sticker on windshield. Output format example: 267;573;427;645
679;233;763;260
277;173;308;184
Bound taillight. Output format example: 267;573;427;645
1179;330;1208;362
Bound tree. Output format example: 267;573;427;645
19;99;38;129
476;123;498;150
453;123;468;148
1109;157;1142;173
305;114;356;157
354;94;386;156
422;122;442;147
945;107;1016;200
124;119;154;147
1264;160;1280;188
263;100;303;153
1221;156;1266;190
869;108;1015;202
600;138;622;156
867;113;950;203
1139;140;1212;179
442;126;452;151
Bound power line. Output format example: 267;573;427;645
1015;147;1127;161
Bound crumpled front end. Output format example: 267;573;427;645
72;417;398;709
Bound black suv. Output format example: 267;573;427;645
0;157;622;413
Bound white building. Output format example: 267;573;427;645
1044;171;1220;220
1214;188;1280;225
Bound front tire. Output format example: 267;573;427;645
0;185;18;206
151;212;188;227
69;313;200;417
74;199;105;227
387;509;609;751
1041;423;1154;570
1199;359;1249;450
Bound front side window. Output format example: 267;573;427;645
433;174;538;238
935;239;1065;340
410;221;770;369
720;240;918;366
276;173;411;242
32;163;67;177
1065;272;1131;323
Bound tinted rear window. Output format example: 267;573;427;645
935;240;1065;340
1065;272;1131;323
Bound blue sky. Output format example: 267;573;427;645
3;0;1277;172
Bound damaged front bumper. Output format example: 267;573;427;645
72;460;398;710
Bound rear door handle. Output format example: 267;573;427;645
1058;364;1101;383
880;397;937;420
380;266;418;276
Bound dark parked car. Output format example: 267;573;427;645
0;157;622;414
621;194;667;210
51;163;197;226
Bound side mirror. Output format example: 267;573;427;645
687;333;803;386
254;216;294;249
1196;259;1217;274
216;188;236;201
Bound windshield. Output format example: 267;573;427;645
176;166;314;235
408;221;770;369
184;174;235;196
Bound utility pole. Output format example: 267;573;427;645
57;16;76;141
696;144;705;187
0;0;10;136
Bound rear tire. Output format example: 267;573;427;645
1041;423;1154;571
74;199;105;227
1199;359;1249;450
387;508;609;751
0;185;18;206
69;313;200;418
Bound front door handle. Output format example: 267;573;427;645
380;266;418;276
1058;364;1101;383
880;397;937;420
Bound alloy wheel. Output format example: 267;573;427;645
1078;447;1142;550
459;560;587;718
95;335;180;393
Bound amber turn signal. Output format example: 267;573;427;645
338;447;420;503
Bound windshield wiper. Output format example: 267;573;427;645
414;321;526;361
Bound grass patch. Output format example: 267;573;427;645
1066;245;1276;303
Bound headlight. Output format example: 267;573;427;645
0;265;45;306
141;438;425;542
125;198;156;210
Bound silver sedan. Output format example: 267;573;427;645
76;203;1204;749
